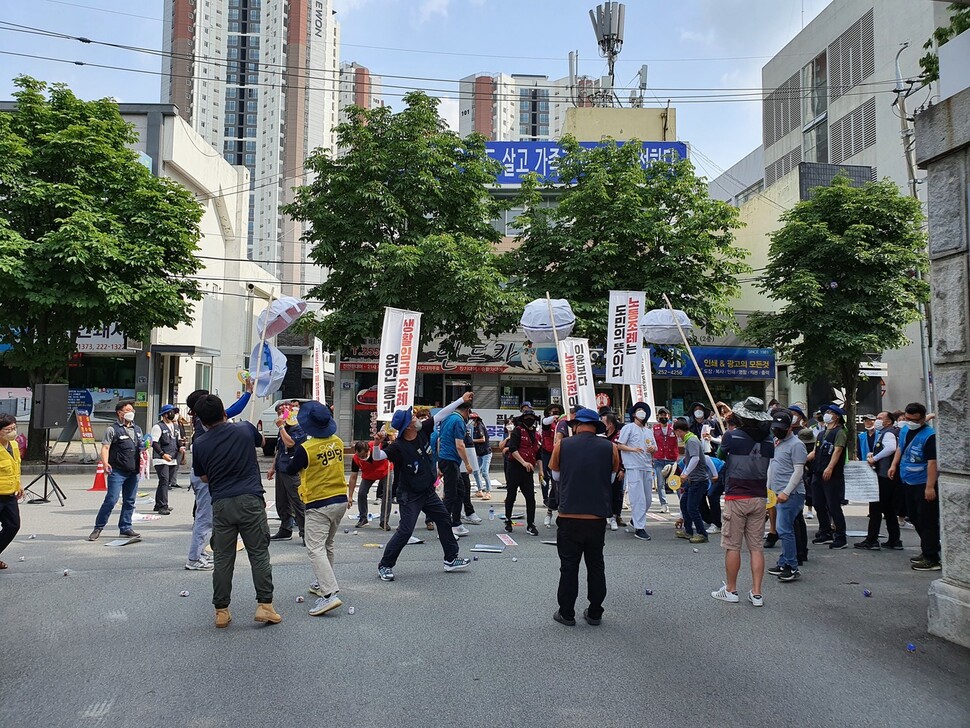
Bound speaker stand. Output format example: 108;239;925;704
23;429;67;507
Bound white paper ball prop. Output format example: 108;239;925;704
639;308;694;345
520;298;576;344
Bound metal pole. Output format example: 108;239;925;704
546;292;569;408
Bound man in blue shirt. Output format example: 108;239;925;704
437;394;477;539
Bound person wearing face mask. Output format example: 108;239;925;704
854;411;901;551
888;402;940;571
150;404;181;516
651;408;676;515
503;408;543;536
806;404;849;549
0;414;24;570
89;401;143;542
765;411;807;582
858;414;877;460
268;401;308;540
688;402;722;455
616;401;657;541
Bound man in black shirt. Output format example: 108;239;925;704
192;394;280;628
548;408;620;626
371;394;473;582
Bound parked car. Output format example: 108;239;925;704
256;398;311;457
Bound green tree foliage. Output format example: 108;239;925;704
919;3;970;83
505;136;748;345
284;92;523;353
0;77;204;456
746;176;928;455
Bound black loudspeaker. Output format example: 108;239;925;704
32;384;69;429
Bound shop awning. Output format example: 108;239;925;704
150;344;221;357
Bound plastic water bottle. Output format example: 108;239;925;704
488;506;495;521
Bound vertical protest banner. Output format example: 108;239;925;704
377;307;422;421
557;337;597;409
629;349;657;414
606;290;646;384
312;337;325;404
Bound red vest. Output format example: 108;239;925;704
515;427;540;465
354;448;389;481
541;424;556;453
653;423;679;461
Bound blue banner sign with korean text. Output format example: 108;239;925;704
486;140;689;185
651;346;776;380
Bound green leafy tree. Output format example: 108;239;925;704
919;3;970;83
284;92;523;353
0;77;204;458
505;136;748;345
746;176;928;456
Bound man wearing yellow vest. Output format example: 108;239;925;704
0;414;23;570
285;401;352;617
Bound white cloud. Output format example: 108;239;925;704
679;28;717;47
417;0;449;24
437;96;460;132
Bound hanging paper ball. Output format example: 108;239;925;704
640;308;694;345
520;298;576;343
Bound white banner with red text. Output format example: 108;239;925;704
557;337;597;410
606;290;646;384
377;308;422;420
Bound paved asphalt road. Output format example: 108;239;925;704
1;469;968;728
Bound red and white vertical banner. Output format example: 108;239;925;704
606;290;645;384
312;337;325;404
629;348;656;415
557;337;597;410
377;307;422;421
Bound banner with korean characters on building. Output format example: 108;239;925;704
606;290;646;385
557;337;597;409
629;350;657;415
376;308;422;421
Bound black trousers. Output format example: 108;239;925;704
153;464;175;510
380;487;458;567
505;465;537;526
794;511;808;562
461;472;476;516
0;494;21;557
274;470;305;536
707;480;724;528
356;477;385;523
903;485;941;562
866;475;902;544
440;460;468;527
610;474;624;518
812;472;846;540
556;516;607;621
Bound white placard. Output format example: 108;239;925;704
606;290;646;384
843;461;880;502
312;338;325;404
376;308;422;421
557;337;596;410
629;349;657;414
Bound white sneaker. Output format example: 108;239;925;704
452;525;470;537
184;559;213;571
711;583;740;603
608;517;618;531
748;591;764;607
462;513;483;525
804;511;814;520
660;504;669;513
544;514;553;528
706;524;721;534
308;594;343;616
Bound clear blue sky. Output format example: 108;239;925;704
0;0;836;176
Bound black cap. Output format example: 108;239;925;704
771;410;792;429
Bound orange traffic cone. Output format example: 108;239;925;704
88;462;107;492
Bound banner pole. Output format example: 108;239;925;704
546;292;569;410
661;293;725;433
248;287;276;423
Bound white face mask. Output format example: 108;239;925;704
874;421;884;431
822;413;834;424
634;409;647;421
694;410;705;419
123;411;135;423
903;420;921;430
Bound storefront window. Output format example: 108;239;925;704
668;380;766;417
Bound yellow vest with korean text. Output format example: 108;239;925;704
298;435;347;506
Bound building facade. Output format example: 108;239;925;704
161;0;340;295
338;62;383;126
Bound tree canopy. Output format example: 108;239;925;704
919;3;970;83
746;175;928;453
284;91;522;353
504;136;748;346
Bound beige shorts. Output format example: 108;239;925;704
720;497;767;552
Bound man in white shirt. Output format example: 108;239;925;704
616;401;657;541
854;411;902;550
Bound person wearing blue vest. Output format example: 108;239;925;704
854;411;902;551
857;414;877;460
888;402;940;571
88;401;144;542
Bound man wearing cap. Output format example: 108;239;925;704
711;397;774;607
807;404;849;549
191;394;280;628
150;404;181;516
437;394;478;538
858;414;877;460
283;401;351;617
267;400;307;541
765;410;807;582
689;402;722;455
855;411;901;551
371;394;473;581
548;407;620;626
504;408;544;536
652;408;677;515
616;401;657;541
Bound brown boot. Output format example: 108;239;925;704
214;608;232;628
254;603;282;624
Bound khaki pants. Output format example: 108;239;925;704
305;503;348;596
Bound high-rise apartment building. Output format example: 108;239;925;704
338;62;383;126
161;0;340;295
458;73;593;141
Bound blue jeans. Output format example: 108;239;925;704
775;491;805;568
188;472;213;562
94;469;139;532
684;480;708;536
477;452;492;493
653;460;672;506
